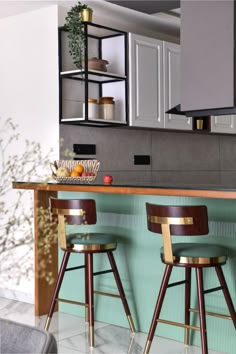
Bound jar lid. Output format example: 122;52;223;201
99;97;114;103
88;98;97;103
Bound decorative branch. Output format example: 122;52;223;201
0;117;55;285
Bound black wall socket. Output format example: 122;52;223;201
73;144;96;155
134;155;151;165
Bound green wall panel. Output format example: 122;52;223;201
58;192;236;353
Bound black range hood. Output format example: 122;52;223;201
167;105;236;118
168;0;236;118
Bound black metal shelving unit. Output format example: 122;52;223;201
58;22;129;127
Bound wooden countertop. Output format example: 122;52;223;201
12;181;236;199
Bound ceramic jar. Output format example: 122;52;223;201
99;97;115;120
88;57;109;72
83;98;98;119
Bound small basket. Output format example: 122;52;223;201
51;160;100;184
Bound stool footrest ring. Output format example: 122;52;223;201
157;318;200;331
189;308;232;320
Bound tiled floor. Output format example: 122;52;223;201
0;297;225;354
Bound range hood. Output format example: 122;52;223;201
169;0;236;117
166;104;236;118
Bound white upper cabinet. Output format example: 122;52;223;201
129;33;191;130
129;33;164;128
163;41;191;130
211;115;236;134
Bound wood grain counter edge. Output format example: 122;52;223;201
12;182;236;199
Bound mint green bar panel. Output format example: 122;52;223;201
58;192;236;353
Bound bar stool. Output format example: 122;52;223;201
144;203;236;354
44;198;135;347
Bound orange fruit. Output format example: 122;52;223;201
70;170;80;177
74;164;84;174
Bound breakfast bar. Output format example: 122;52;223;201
12;181;236;353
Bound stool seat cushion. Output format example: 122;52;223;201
66;232;117;252
160;243;228;265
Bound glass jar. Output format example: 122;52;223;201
83;98;98;119
99;97;115;120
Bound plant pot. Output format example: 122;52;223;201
81;8;93;22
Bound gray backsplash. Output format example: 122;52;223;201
60;125;236;186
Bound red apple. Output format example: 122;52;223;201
103;175;113;184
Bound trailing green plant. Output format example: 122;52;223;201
65;1;92;70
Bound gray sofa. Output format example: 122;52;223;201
0;318;57;353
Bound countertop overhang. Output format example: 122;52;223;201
12;181;236;199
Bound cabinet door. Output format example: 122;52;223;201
211;115;236;134
129;33;164;128
164;41;192;130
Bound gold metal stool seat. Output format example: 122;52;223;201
44;198;135;347
143;204;236;354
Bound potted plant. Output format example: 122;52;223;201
65;1;93;70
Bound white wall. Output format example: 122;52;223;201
0;5;59;302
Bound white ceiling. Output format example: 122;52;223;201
0;0;180;41
0;0;180;19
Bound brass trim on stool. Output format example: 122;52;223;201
89;325;94;347
161;254;227;266
52;208;85;216
143;340;152;354
44;317;51;331
69;243;117;252
149;216;193;225
127;314;136;333
190;308;232;320
184;327;189;345
157;318;200;331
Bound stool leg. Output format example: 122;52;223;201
84;254;89;322
86;252;94;347
215;265;236;328
44;251;70;331
107;251;136;333
195;268;208;354
184;267;192;345
143;265;173;354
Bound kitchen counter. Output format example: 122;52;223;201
12;181;236;352
12;180;236;199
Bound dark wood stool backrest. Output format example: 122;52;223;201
146;203;209;263
50;198;97;249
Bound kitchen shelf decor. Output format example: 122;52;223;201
51;159;100;184
59;22;128;127
65;1;93;70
